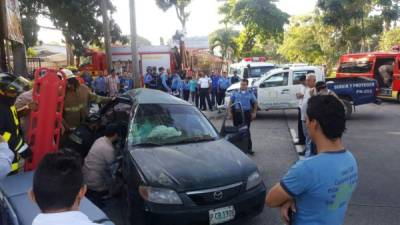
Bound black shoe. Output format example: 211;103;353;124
294;141;305;145
298;150;306;156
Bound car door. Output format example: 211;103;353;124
220;106;251;153
257;72;289;109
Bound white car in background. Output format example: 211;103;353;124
228;57;277;79
224;66;325;111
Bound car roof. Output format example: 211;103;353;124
126;88;192;106
0;172;114;225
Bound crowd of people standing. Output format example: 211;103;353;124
144;66;241;111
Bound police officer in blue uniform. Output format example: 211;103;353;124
228;79;257;155
144;66;158;89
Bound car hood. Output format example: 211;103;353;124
227;78;257;92
129;139;257;192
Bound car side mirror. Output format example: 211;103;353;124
259;83;266;88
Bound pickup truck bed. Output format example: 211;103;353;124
326;77;380;118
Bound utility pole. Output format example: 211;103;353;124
101;0;112;72
129;0;140;88
0;5;7;72
129;0;141;88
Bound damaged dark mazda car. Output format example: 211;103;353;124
105;89;266;225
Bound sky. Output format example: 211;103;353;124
37;0;318;45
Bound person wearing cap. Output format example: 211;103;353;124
144;66;156;89
228;79;257;155
159;67;172;93
231;70;240;84
82;123;120;208
314;81;339;98
0;72;32;174
62;69;111;134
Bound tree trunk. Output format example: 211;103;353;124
65;37;74;66
101;0;112;72
0;7;8;72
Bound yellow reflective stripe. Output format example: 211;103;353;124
10;106;19;126
11;163;19;172
2;132;11;142
15;138;23;150
64;104;84;112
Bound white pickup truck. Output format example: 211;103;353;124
225;66;325;110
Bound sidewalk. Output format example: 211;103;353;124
284;110;305;160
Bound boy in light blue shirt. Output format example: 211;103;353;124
266;95;358;225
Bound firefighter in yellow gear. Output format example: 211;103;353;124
61;69;112;133
0;73;32;173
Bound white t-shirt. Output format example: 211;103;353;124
32;211;100;225
198;77;210;88
298;84;306;108
301;87;311;121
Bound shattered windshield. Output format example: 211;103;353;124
128;104;218;146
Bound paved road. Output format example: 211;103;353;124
214;101;400;225
209;110;298;225
106;101;400;225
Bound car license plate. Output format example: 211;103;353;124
209;206;235;225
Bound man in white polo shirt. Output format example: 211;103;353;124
197;72;212;111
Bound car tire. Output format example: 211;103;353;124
124;186;148;225
341;99;353;119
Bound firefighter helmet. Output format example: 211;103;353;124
0;73;30;96
61;69;75;79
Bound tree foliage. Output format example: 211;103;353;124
278;14;344;74
209;28;239;62
155;0;192;31
317;0;397;52
19;0;127;57
379;27;400;50
219;0;289;56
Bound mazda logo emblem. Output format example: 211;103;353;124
213;191;223;200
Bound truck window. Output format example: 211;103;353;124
292;70;315;85
250;66;275;78
261;72;289;88
338;61;373;73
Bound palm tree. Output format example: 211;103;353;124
209;27;239;68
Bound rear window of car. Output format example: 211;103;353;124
338;61;373;73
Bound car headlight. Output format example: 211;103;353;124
246;171;262;190
139;186;183;205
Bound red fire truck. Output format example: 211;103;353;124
336;51;400;102
78;49;107;75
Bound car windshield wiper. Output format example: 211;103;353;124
132;142;162;147
166;137;216;145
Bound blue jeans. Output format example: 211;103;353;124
211;87;218;107
302;121;315;157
